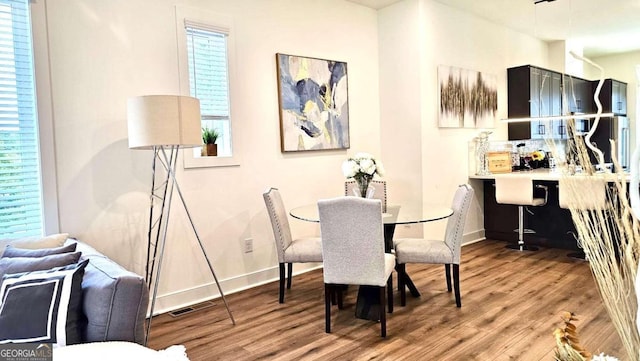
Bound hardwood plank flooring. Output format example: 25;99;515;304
147;239;625;360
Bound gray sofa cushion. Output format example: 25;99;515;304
0;233;68;257
0;252;81;280
72;241;148;344
2;242;77;258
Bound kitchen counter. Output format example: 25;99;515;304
468;168;631;250
469;168;630;182
469;168;562;181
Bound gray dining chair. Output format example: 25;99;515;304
318;196;395;337
345;180;387;211
263;187;322;303
393;184;474;308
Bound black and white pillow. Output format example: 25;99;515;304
0;259;89;347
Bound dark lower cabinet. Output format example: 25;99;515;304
483;180;579;250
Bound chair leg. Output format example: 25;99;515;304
337;286;344;310
379;286;386;338
279;263;285;303
398;263;406;306
445;264;452;292
325;284;332;333
287;262;293;289
387;275;393;314
453;264;461;308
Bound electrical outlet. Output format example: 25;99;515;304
244;238;253;253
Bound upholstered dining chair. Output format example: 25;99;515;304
393;184;474;308
263;187;322;303
318;196;395;337
345;180;387;211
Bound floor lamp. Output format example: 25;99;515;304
127;95;235;346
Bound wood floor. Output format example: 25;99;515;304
147;239;625;360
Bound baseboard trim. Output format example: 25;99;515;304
151;263;322;316
462;229;485;246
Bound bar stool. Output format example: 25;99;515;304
558;176;608;260
494;175;548;251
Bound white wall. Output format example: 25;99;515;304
378;0;548;240
34;0;380;313
33;0;555;313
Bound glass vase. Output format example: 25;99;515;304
354;175;373;198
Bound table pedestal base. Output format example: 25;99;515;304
354;224;422;321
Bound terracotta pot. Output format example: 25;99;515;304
205;144;217;156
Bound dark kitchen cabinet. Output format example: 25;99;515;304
507;65;565;140
564;74;592;114
594;79;627;115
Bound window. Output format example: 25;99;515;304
176;6;239;169
186;25;231;157
0;0;42;238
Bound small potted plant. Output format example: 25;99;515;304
202;127;219;156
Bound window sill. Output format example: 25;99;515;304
183;152;240;169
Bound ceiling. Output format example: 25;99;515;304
346;0;640;57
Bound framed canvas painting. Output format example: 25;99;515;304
276;53;350;152
438;65;497;128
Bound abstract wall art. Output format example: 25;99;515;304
276;53;350;152
438;65;497;128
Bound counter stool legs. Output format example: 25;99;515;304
506;205;539;251
567;233;588;260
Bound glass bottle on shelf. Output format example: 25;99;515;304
474;131;492;175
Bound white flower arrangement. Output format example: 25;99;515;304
341;152;384;198
341;152;385;179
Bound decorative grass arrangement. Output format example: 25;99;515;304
553;312;620;361
546;54;640;360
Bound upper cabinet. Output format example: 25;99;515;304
507;66;629;141
507;65;565;140
594;79;627;115
563;75;592;114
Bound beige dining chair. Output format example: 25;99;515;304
345;180;387;211
318;196;395;337
394;184;474;308
263;187;322;303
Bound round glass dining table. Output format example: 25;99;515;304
289;203;453;226
289;201;453;321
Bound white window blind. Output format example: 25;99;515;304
185;25;232;156
0;0;42;238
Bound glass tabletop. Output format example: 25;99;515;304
289;202;453;225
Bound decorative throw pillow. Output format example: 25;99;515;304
2;243;77;258
0;252;81;280
0;233;69;257
0;259;89;347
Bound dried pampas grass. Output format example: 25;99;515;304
547;54;640;360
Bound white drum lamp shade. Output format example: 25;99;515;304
127;95;202;149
